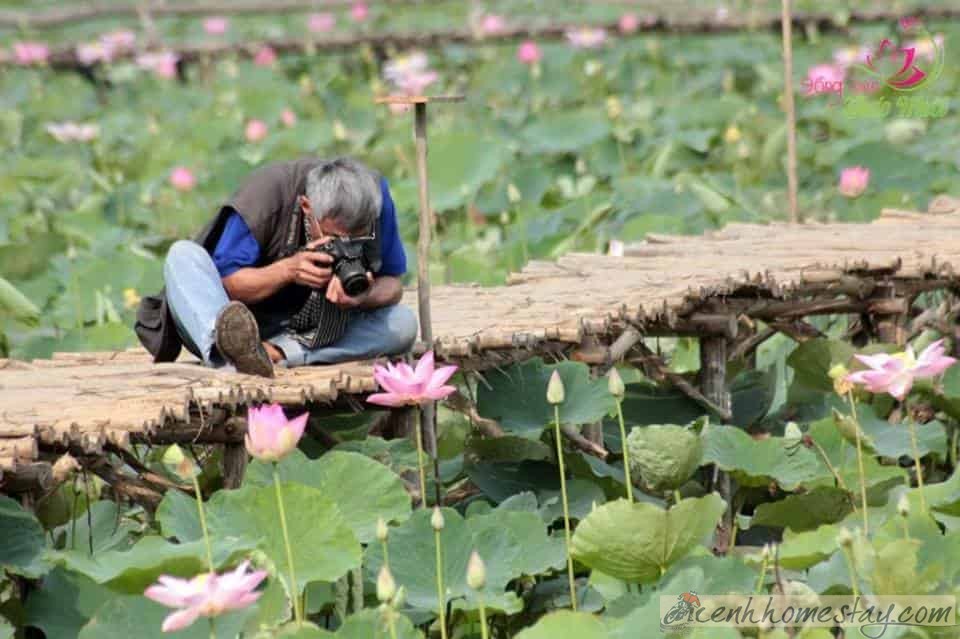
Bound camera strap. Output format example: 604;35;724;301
286;204;350;351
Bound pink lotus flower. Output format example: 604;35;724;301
517;40;542;65
245;119;268;143
203;17;229;35
101;29;136;51
845;339;956;400
619;13;640;34
367;351;458;407
169;167;196;192
350;1;369;22
253;46;276;67
76;41;114;65
479;14;506;36
838;166;869;198
308;12;335;33
144;561;267;633
384;52;439;95
281;108;297;128
566;28;608;49
137;51;179;79
244;404;307;462
805;63;845;95
13;41;50;65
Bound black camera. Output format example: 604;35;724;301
313;238;371;297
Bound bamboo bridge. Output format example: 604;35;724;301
3;203;960;499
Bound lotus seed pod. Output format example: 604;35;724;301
837;527;854;548
607;367;625;399
376;517;389;542
546;370;565;404
431;506;445;531
466;551;486;590
626;423;703;492
897;494;910;518
377;566;397;603
828;363;849;380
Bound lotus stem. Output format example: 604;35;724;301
433;527;448;639
478;596;489;639
273;463;303;625
846;391;870;536
191;473;214;574
754;545;771;593
386;612;398;639
553;405;578;611
615;400;633;501
839;538;860;600
673;489;682;505
209;618;215;639
906;417;928;514
414;409;429;508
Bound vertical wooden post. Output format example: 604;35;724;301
700;335;733;552
375;94;463;506
871;285;909;346
222;443;247;489
412;101;439;506
780;0;799;223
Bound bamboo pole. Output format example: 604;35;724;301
700;335;733;553
780;0;799;223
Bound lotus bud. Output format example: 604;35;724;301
897;494;910;518
52;453;80;484
431;506;445;531
607;367;625;399
376;517;389;542
507;183;522;204
377;566;397;603
828;363;849;380
466;551;486;590
546;370;565;404
162;444;197;479
837;527;854;548
784;422;802;445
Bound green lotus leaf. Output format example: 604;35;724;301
626;424;703;492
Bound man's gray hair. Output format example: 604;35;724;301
305;157;382;234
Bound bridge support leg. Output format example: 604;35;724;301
700;334;734;553
871;285;910;346
222;443;247;489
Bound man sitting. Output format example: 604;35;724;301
135;156;418;377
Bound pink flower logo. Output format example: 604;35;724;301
858;20;944;92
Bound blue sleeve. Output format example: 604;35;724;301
376;178;407;277
212;212;261;278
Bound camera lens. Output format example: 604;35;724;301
339;266;370;297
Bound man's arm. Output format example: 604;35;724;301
223;248;334;305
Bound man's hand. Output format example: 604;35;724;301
286;241;334;289
326;272;373;308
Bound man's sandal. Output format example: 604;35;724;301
214;301;275;378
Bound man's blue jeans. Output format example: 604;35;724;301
163;240;418;368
